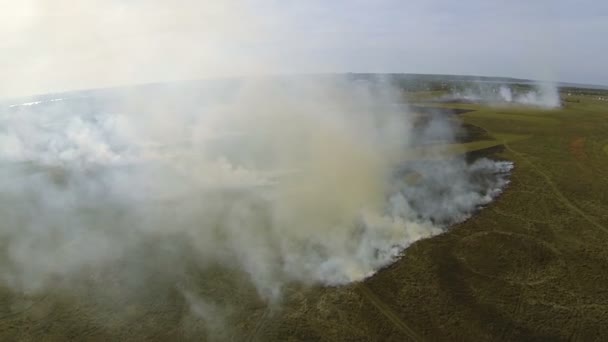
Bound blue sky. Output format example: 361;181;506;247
1;1;607;97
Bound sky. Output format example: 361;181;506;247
1;0;607;98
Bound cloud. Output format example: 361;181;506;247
0;76;512;302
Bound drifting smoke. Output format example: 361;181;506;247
0;77;512;302
0;1;516;337
447;82;561;108
498;83;560;108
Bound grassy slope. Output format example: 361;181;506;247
1;92;608;341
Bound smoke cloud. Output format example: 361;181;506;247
0;77;512;299
0;1;515;337
447;82;561;108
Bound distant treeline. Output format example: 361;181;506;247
348;73;608;95
560;87;608;96
346;73;537;92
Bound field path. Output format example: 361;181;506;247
246;306;270;342
357;284;424;342
504;142;608;235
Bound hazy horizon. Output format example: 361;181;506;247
1;1;607;99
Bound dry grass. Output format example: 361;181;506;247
2;87;608;341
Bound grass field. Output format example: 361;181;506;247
1;88;608;341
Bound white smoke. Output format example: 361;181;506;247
497;83;560;108
448;82;561;108
0;77;512;302
0;2;518;338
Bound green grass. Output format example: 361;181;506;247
468;110;560;125
406;133;528;159
405;140;501;159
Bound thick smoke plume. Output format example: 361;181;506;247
0;77;511;302
0;1;515;336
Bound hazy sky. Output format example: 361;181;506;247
1;0;607;98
